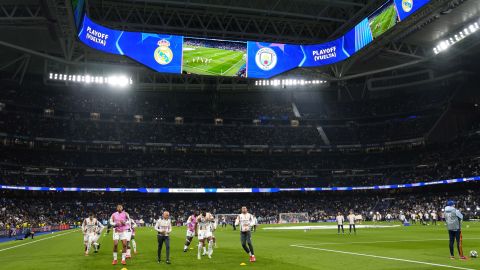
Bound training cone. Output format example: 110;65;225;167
240;262;247;266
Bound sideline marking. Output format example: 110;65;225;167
290;244;475;270
0;230;77;252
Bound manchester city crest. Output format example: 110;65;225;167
154;39;173;65
255;47;277;71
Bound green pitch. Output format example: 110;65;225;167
369;4;398;39
1;222;479;270
183;45;246;76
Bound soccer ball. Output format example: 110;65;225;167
470;250;478;258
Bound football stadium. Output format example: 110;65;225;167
182;38;247;77
1;0;480;270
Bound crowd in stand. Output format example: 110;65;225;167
1;187;478;232
0;83;450;121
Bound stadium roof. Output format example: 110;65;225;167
0;0;479;87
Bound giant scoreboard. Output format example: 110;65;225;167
74;0;430;78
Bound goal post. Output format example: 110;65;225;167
278;212;309;224
215;214;238;225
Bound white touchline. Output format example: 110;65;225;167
0;230;77;252
293;238;480;246
290;245;475;270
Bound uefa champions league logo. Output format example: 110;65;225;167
402;0;413;12
255;47;277;71
154;39;173;65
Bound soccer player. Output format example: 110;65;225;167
210;216;218;249
196;210;214;259
109;204;131;265
155;211;172;264
235;206;256;262
431;211;438;226
336;212;345;234
444;201;466;260
347;210;356;234
92;220;105;253
126;218;137;258
82;213;101;256
252;214;258;232
183;211;197;252
411;212;417;225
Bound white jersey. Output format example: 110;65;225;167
336;215;344;225
236;213;254;232
347;214;356;224
197;214;213;232
82;218;101;234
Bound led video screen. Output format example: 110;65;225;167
368;0;400;39
75;0;432;79
182;38;247;77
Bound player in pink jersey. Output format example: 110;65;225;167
183;211;198;252
109;204;131;265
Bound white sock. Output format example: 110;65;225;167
198;243;203;256
203;246;206;254
132;240;136;252
122;252;126;261
113;252;117;260
208;240;213;255
249;252;252;256
184;245;188;250
126;249;131;256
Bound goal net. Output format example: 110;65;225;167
215;214;238;225
279;212;309;224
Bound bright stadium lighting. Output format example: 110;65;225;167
433;19;480;55
254;77;328;87
469;24;476;33
47;72;132;88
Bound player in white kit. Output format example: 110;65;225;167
202;216;218;255
196;210;214;260
336;212;345;234
347;210;356;234
125;218;137;258
235;206;256;262
91;221;105;253
82;213;102;256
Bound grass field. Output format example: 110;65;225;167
368;4;398;39
182;45;246;76
1;222;479;270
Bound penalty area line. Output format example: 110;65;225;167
0;230;77;252
290;244;475;270
293;237;480;246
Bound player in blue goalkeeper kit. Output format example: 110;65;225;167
444;200;466;260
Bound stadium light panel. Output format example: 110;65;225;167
433;19;480;54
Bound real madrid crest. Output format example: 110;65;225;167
402;0;413;12
154;39;173;65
